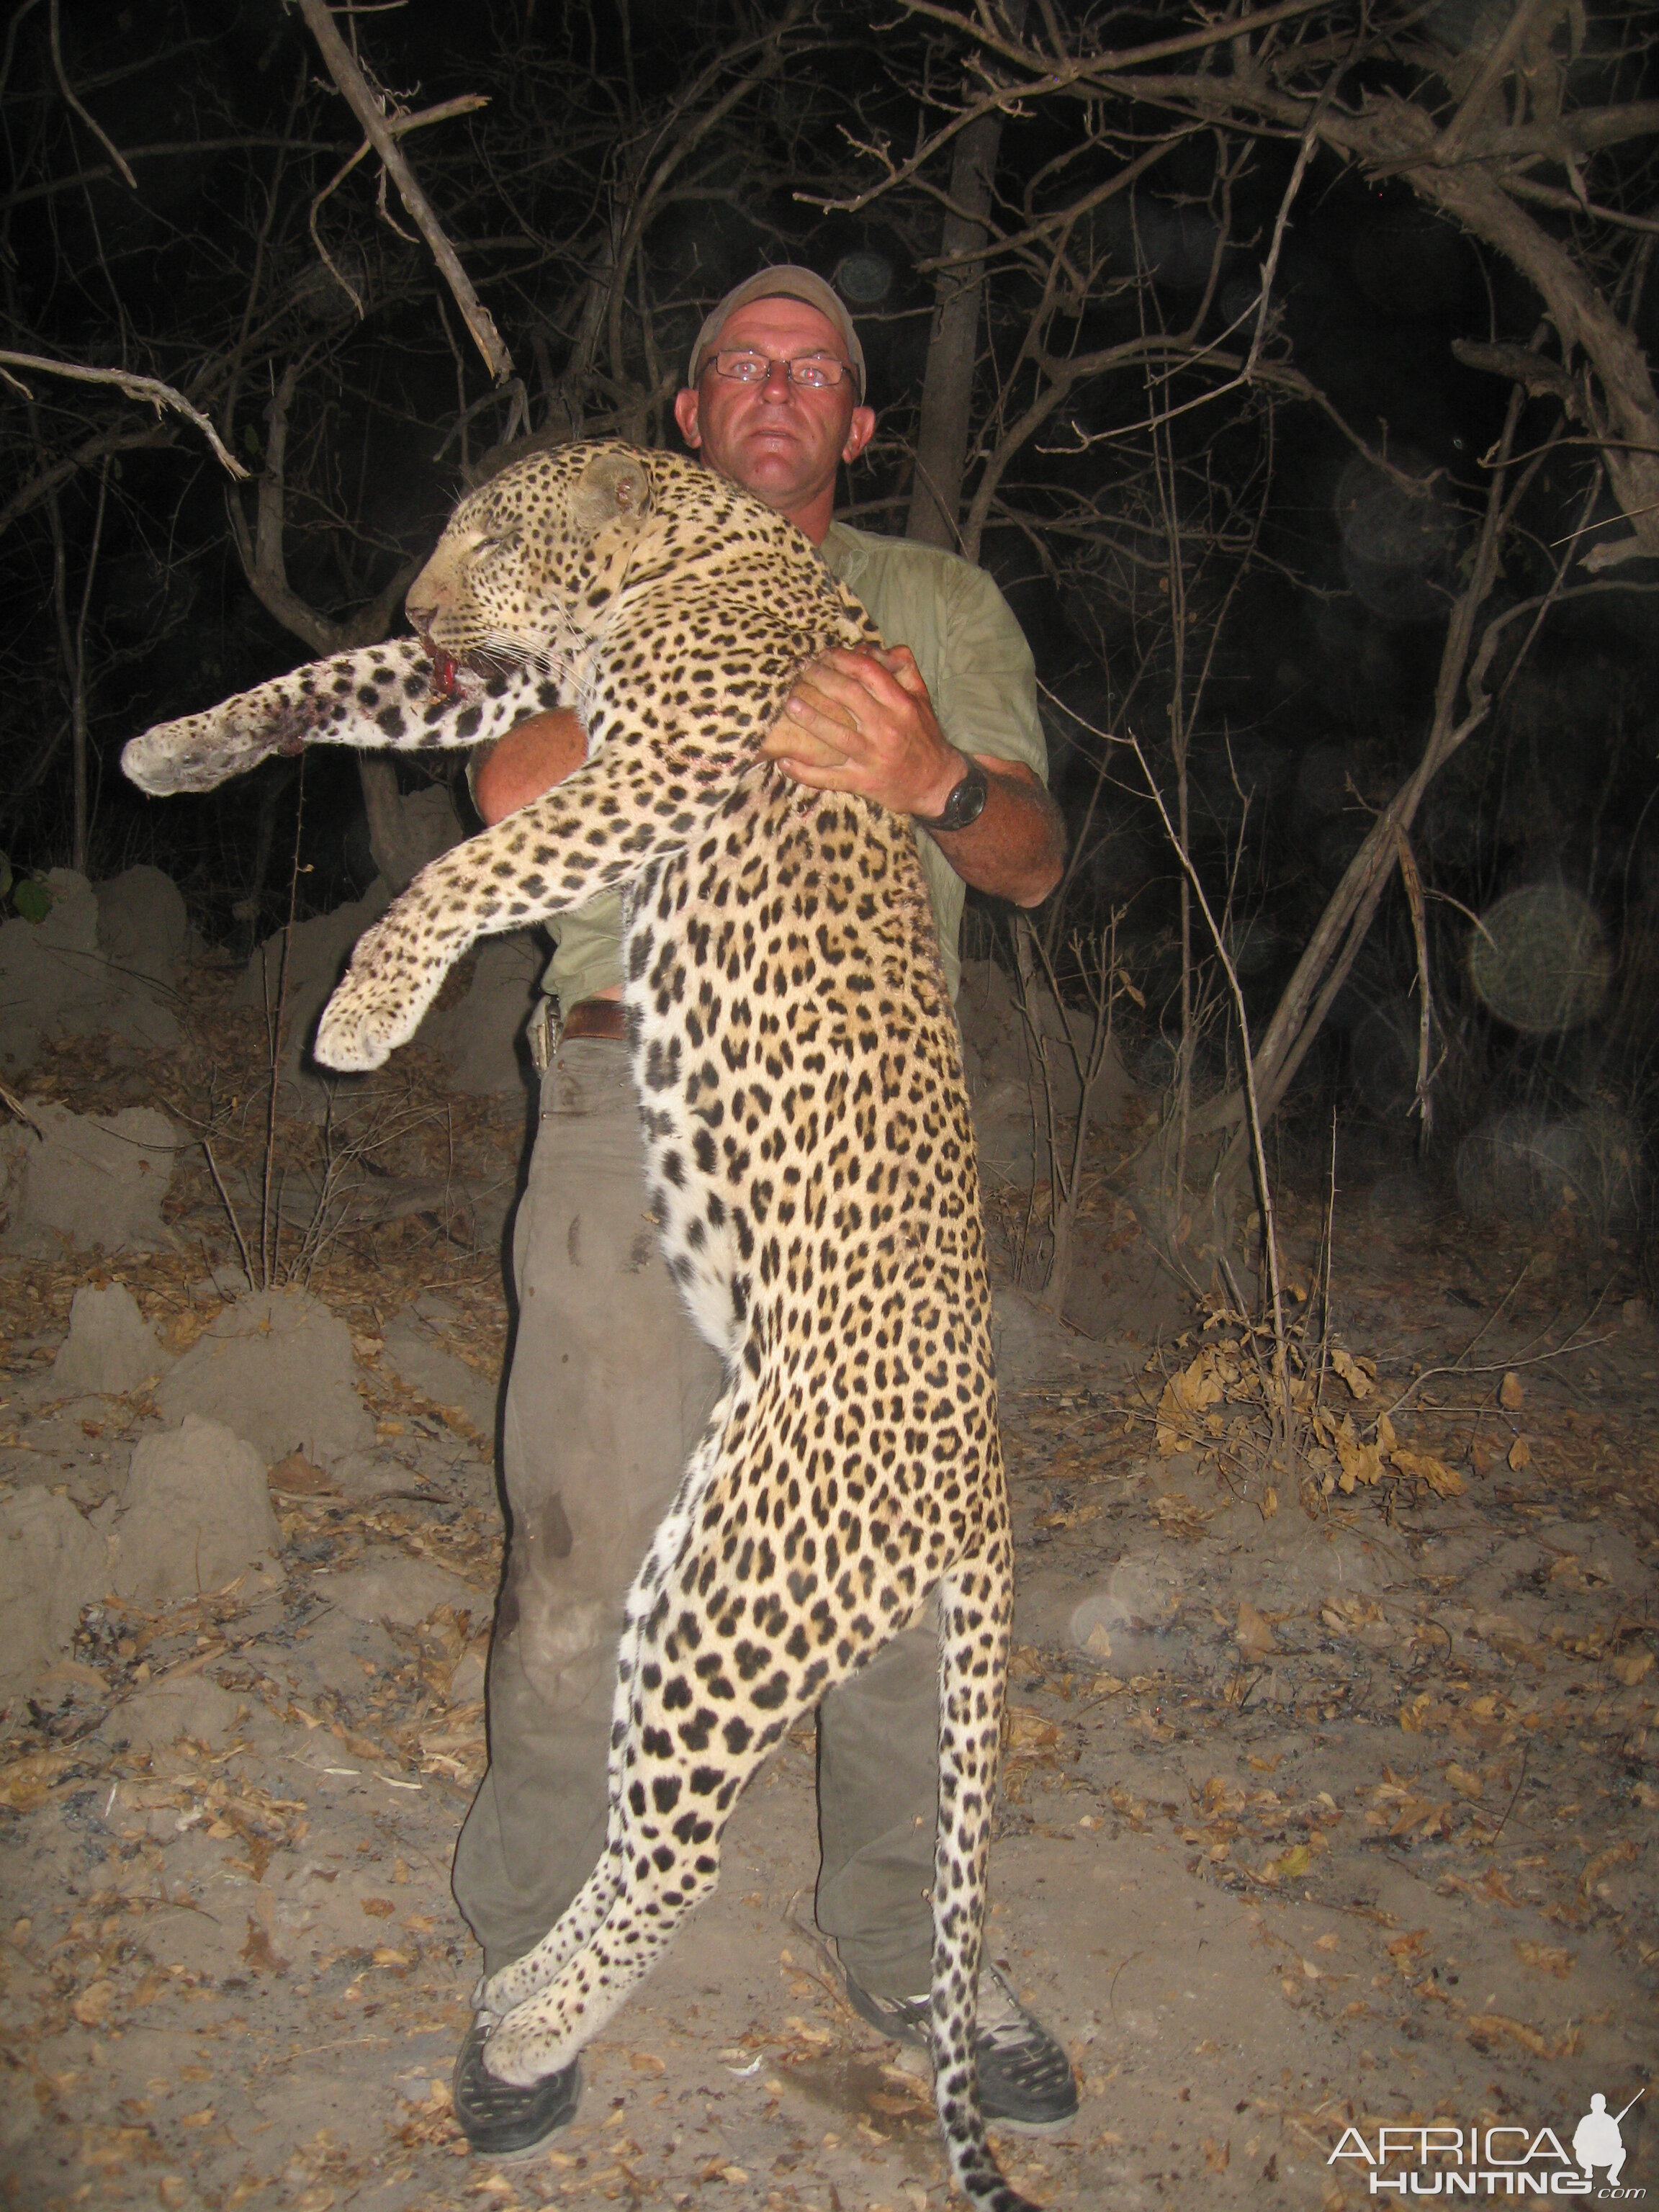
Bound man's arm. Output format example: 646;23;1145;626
472;710;587;826
763;646;1065;909
472;660;1066;911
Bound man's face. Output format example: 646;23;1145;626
673;298;875;524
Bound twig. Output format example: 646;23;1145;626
1483;1745;1529;1851
1126;729;1294;1464
0;351;248;479
1381;1310;1616;1430
295;0;513;382
202;1137;256;1295
48;0;135;187
0;1082;42;1138
261;757;307;1290
1316;1110;1336;1412
1394;827;1434;1153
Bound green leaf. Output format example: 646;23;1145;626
12;876;52;925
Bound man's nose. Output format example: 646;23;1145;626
758;359;793;398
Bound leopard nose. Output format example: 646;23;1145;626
405;567;449;634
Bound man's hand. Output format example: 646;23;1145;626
762;646;963;818
762;647;1065;909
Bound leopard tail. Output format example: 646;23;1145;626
932;1538;1043;2212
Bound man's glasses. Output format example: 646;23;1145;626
709;351;855;390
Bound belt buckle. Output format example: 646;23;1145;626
528;997;560;1076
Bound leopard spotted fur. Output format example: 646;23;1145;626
123;442;1040;2212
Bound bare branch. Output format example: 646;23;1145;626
48;0;137;189
295;0;513;381
0;351;248;478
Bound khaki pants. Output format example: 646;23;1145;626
451;1039;940;1997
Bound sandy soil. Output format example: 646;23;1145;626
1;989;1655;2212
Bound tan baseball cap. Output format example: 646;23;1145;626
687;266;866;400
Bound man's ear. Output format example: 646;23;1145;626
673;388;702;449
842;405;876;464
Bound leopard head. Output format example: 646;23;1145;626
405;442;655;673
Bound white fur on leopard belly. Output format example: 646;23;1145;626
122;440;1048;2212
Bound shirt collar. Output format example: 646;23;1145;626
820;519;867;588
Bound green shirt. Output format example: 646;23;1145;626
543;520;1046;1009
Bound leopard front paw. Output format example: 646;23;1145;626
313;967;421;1071
122;711;299;796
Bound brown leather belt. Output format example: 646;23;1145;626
560;996;627;1042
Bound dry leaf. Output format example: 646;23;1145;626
0;1748;76;1810
1508;1437;1532;1472
267;1451;337;1497
1467;2012;1581;2060
1580;1838;1638;1897
1084;1624;1112;1659
1259;1484;1278;1519
1513;1941;1573;1977
71;1979;114;2026
1331;1349;1373;1401
1334;1419;1384;1492
1004;1706;1063;1756
1391;1448;1465;1498
239;1919;287;1974
1610;1650;1653;1686
1498;1371;1524;1409
1235;1601;1277;1658
1256;1843;1311;1884
1445;1763;1483;1800
1155;1347;1226;1453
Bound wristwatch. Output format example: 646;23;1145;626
912;752;989;834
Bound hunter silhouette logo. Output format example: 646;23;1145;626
1329;2088;1645;2196
1574;2092;1642;2190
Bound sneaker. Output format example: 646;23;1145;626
843;1960;1079;2133
452;2020;581;2160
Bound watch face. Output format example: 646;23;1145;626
935;761;989;831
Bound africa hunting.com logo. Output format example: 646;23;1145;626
1329;2088;1645;2197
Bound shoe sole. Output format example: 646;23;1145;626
985;2106;1081;2137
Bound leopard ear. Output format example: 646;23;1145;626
575;449;652;532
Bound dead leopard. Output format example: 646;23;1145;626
124;440;1047;2212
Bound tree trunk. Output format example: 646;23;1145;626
905;111;1004;552
905;9;1028;554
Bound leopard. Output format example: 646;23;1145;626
123;441;1040;2212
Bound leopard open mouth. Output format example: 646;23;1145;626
415;634;526;693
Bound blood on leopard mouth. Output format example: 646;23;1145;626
418;638;522;694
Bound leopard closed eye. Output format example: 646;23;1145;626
122;440;1042;2212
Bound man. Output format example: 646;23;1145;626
451;267;1071;2159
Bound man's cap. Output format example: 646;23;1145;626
687;266;866;400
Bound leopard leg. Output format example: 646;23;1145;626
477;1642;763;2082
314;747;710;1071
121;642;555;796
480;1471;932;2080
930;1529;1040;2212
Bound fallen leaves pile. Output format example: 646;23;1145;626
1149;1302;1466;1509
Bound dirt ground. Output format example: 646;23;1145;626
2;971;1655;2212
